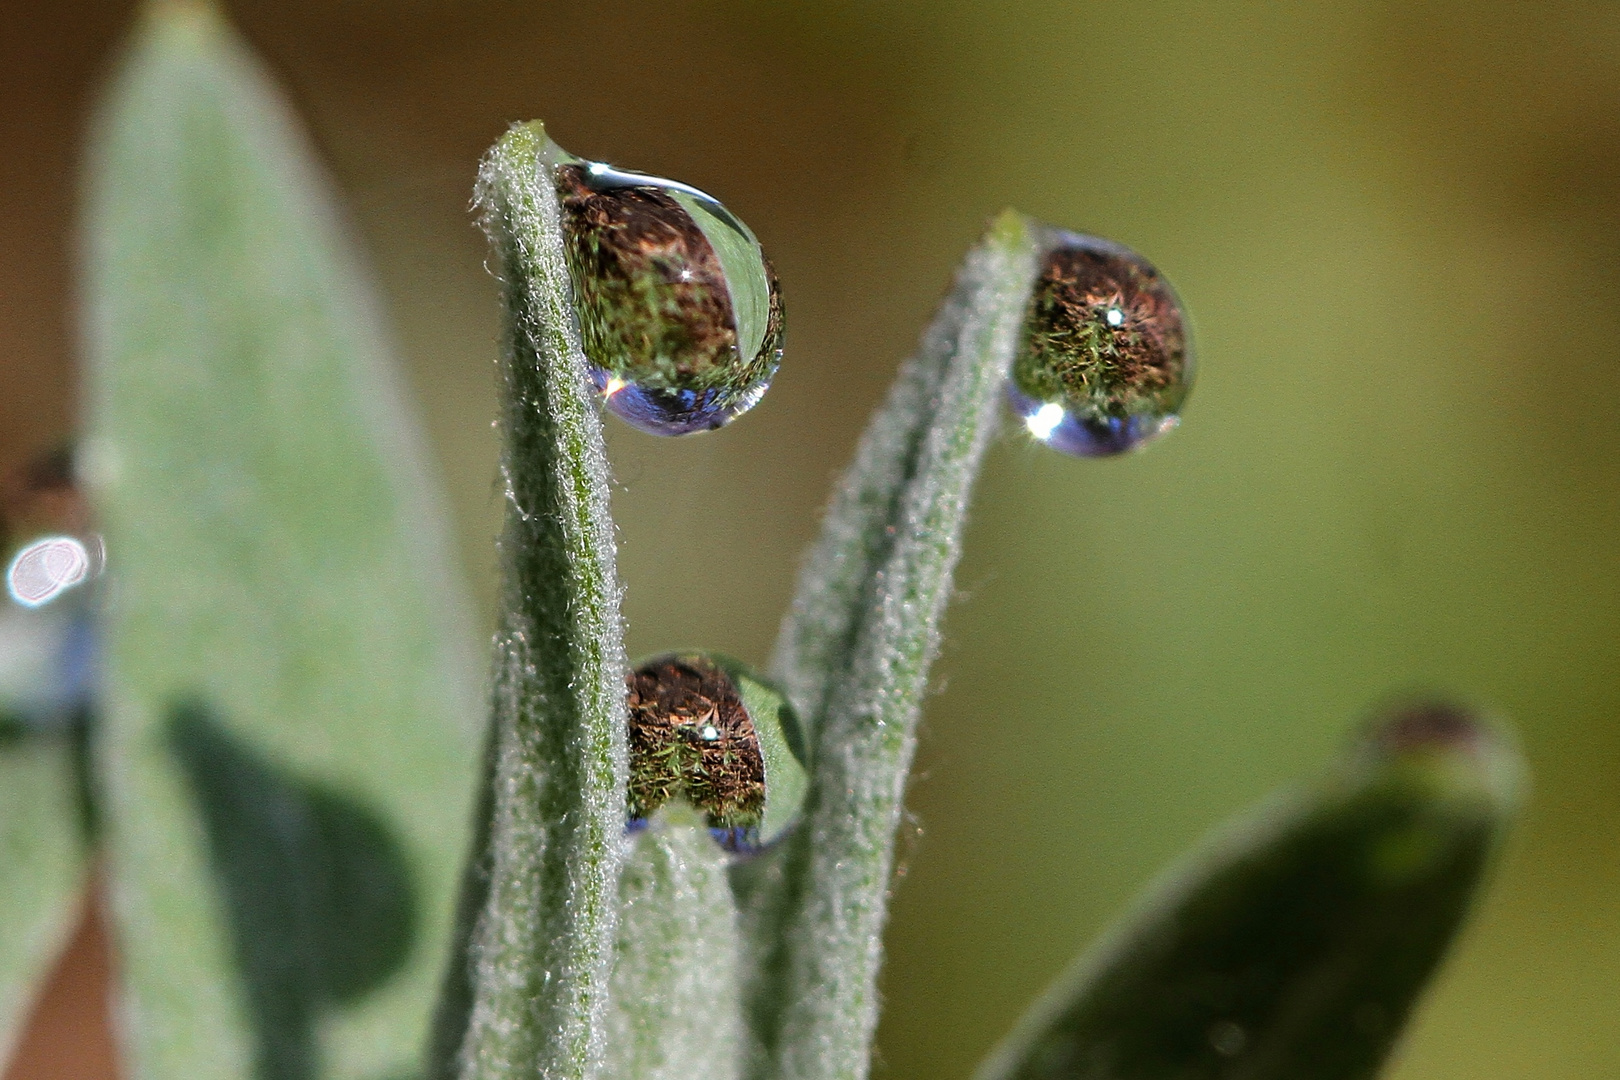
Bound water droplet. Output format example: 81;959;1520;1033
625;652;809;854
1007;226;1192;456
6;535;103;608
552;153;783;436
1207;1020;1247;1057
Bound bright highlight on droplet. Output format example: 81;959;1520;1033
1025;402;1066;440
6;535;97;608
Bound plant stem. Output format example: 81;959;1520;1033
754;212;1040;1080
448;122;629;1080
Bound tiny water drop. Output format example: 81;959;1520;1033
1007;226;1192;457
6;534;102;608
551;153;784;436
625;652;809;854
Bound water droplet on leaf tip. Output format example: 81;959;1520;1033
625;652;809;856
1006;225;1192;457
551;153;783;437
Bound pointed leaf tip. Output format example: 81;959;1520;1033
975;699;1523;1080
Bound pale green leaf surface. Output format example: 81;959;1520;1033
445;123;628;1080
974;705;1523;1080
82;4;483;1078
604;811;741;1080
747;212;1040;1080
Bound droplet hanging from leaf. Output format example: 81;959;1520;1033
1006;226;1192;456
625;653;808;854
550;150;784;436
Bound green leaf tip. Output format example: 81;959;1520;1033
442;120;629;1080
974;700;1522;1080
743;211;1041;1080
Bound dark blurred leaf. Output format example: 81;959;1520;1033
170;700;417;1080
974;703;1523;1080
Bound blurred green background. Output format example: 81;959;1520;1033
5;1;1619;1078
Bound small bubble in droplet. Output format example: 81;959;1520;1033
552;154;784;436
6;535;102;608
1006;226;1192;457
1207;1020;1247;1057
625;652;809;854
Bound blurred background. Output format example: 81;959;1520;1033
5;0;1620;1077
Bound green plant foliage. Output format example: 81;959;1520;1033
169;700;418;1080
973;704;1522;1080
605;809;742;1080
445;122;629;1080
742;210;1041;1080
80;4;484;1078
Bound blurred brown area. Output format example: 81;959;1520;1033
4;889;116;1080
5;1;1620;1078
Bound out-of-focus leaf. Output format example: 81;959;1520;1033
973;703;1523;1080
604;810;742;1080
81;3;484;1078
169;700;418;1080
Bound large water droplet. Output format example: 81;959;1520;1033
552;154;783;436
625;652;809;854
1007;226;1192;456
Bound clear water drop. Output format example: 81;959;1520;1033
625;652;809;854
551;153;784;436
1007;225;1192;457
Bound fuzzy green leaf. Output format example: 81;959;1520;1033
81;4;484;1077
604;811;742;1080
744;211;1040;1080
441;122;629;1080
973;704;1523;1080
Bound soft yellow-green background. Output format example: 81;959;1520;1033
5;1;1618;1077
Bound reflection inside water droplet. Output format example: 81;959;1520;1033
1006;225;1192;457
7;535;103;608
551;151;784;436
625;653;809;855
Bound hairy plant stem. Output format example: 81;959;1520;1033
743;212;1040;1080
446;122;629;1080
